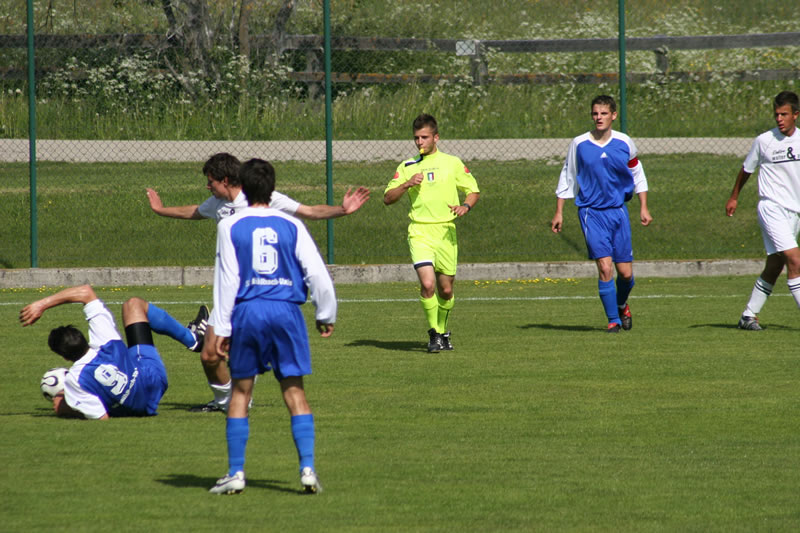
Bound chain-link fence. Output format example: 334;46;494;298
2;1;799;268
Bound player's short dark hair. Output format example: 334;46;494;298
203;153;242;186
591;95;617;113
413;113;438;134
774;91;799;113
48;325;89;362
239;158;276;206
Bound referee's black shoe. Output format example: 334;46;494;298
427;328;443;353
440;331;454;351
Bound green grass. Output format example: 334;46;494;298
2;277;799;531
0;154;763;268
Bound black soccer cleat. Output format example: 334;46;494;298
606;322;621;333
188;400;226;413
427;328;443;353
618;304;632;331
440;331;454;351
187;305;210;352
737;315;763;331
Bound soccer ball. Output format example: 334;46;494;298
40;367;68;401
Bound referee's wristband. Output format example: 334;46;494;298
461;203;471;212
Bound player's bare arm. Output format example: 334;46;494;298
146;188;203;219
551;198;567;233
294;186;371;220
449;192;481;217
342;186;370;214
726;168;752;217
20;284;98;327
638;192;653;226
316;321;335;338
383;173;424;205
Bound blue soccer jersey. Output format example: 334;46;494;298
212;207;336;338
64;300;168;419
555;130;648;208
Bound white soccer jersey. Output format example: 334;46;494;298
743;127;800;213
197;190;301;222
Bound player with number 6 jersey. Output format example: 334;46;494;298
209;158;335;495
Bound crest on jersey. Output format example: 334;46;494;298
426;172;435;182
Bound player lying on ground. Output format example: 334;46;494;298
20;284;208;419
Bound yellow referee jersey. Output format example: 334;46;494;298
385;150;480;223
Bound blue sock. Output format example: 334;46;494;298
226;417;249;476
598;279;620;324
146;304;194;348
616;276;635;308
291;414;315;471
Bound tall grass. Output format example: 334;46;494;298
0;1;798;140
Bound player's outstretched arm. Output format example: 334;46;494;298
342;186;370;214
20;284;98;327
146;188;203;219
294;186;371;220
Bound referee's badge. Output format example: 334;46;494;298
427;171;435;181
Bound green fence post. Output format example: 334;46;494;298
324;0;335;264
618;0;627;133
27;0;38;268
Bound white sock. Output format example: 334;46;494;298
788;277;800;309
743;277;773;317
210;381;232;407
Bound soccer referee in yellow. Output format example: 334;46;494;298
384;113;481;353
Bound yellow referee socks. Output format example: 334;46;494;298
420;295;439;331
437;294;454;333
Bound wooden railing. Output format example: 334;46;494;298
2;31;798;85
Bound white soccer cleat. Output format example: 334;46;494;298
300;467;323;494
209;471;245;495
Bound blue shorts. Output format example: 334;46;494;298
131;344;168;415
578;205;634;263
228;299;312;381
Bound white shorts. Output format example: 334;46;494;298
757;199;800;255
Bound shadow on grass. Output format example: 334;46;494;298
345;339;427;352
158;401;219;412
0;408;57;417
519;323;597;332
688;323;795;330
156;473;300;494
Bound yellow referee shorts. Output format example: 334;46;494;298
408;221;458;276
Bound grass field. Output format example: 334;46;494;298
2;277;799;532
0;154;764;268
